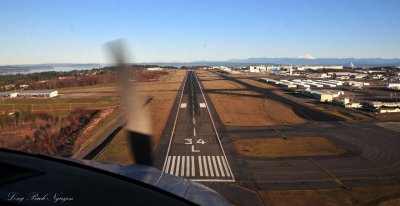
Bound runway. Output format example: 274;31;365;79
154;70;234;182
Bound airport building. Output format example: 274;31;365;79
378;107;400;113
386;83;400;90
0;92;18;98
147;67;164;71
17;90;58;98
304;90;334;102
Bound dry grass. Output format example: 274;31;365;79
202;79;244;90
234;137;345;157
260;185;400;206
210;93;305;126
95;69;186;163
95;129;134;164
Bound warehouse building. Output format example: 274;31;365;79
147;67;164;71
303;90;343;102
378;107;400;113
17;90;58;98
386;83;400;90
0;92;18;98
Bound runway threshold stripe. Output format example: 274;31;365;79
216;156;225;177
207;156;214;177
170;156;176;175
220;157;231;177
164;156;233;180
165;156;172;174
175;156;181;176
203;156;209;177
186;156;190;177
212;156;220;177
191;156;195;176
181;156;185;177
198;156;203;177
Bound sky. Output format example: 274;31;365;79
0;0;399;65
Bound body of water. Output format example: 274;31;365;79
0;64;110;75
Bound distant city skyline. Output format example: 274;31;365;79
1;0;400;65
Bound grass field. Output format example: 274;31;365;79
260;185;400;206
0;85;119;117
95;69;186;163
94;129;134;164
234;137;346;157
197;70;305;126
210;93;305;126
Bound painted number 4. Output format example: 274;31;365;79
196;139;206;144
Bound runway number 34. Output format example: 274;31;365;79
185;139;206;144
185;138;206;153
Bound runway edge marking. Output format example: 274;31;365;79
193;71;236;182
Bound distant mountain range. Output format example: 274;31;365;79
149;58;400;67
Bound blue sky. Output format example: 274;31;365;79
0;0;399;64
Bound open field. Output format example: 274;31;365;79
234;137;345;157
202;79;244;90
197;70;305;126
95;69;186;163
209;93;305;126
0;84;119;118
197;70;243;89
260;185;400;206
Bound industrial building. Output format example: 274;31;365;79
386;83;400;90
17;90;58;98
304;90;335;102
249;65;267;73
297;65;343;70
0;92;18;98
147;67;164;71
307;73;330;79
368;101;400;108
378;107;400;113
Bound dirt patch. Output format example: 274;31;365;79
260;185;400;206
234;137;345;157
210;93;304;126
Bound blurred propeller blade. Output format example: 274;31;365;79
106;40;153;165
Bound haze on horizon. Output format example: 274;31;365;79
0;0;399;65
